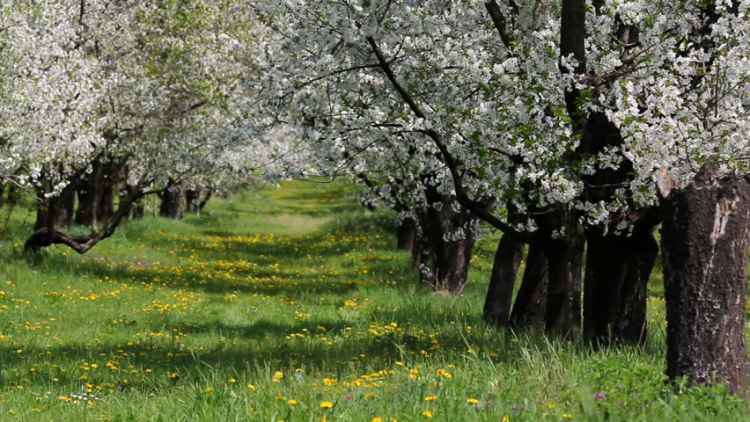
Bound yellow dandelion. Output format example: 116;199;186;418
372;418;383;422
288;399;298;405
467;398;479;404
247;384;257;390
425;394;437;401
204;387;213;392
502;416;509;422
422;410;433;418
320;400;334;409
563;414;573;419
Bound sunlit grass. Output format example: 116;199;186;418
0;180;747;421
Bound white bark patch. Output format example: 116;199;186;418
704;196;739;286
710;196;737;246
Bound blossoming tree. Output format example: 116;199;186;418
255;0;749;390
0;0;282;253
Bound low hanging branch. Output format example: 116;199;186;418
24;179;153;254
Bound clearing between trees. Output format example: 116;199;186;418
0;181;747;421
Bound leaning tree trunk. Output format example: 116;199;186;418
510;238;549;329
658;164;750;393
482;234;524;326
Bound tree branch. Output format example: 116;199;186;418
366;36;529;242
485;0;516;50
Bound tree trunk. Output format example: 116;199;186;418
159;183;186;219
75;157;124;230
396;217;418;252
510;239;549;329
7;184;20;206
543;230;584;338
34;182;76;231
420;192;478;294
659;164;749;393
611;229;658;344
483;234;524;326
583;229;658;346
198;190;212;212
55;183;76;228
186;188;212;215
75;161;102;230
130;198;145;220
98;159;124;222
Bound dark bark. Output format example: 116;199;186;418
419;192;478;294
543;229;584;338
483;234;524;326
6;184;20;206
130;199;145;220
611;230;657;343
186;188;212;215
56;183;76;228
396;217;418;252
510;238;549;329
75;157;125;230
583;218;659;346
34;182;76;231
659;164;749;393
98;158;124;222
75;160;103;229
159;182;186;219
25;180;150;254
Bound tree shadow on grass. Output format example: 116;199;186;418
0;318;527;394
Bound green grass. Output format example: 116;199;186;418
0;180;747;421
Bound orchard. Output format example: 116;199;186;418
0;0;748;417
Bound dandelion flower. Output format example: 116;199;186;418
467;398;479;404
288;399;298;405
422;410;433;418
320;400;334;409
563;414;573;419
425;394;437;401
372;418;383;422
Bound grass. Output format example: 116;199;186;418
0;180;747;421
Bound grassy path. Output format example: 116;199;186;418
0;181;747;421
